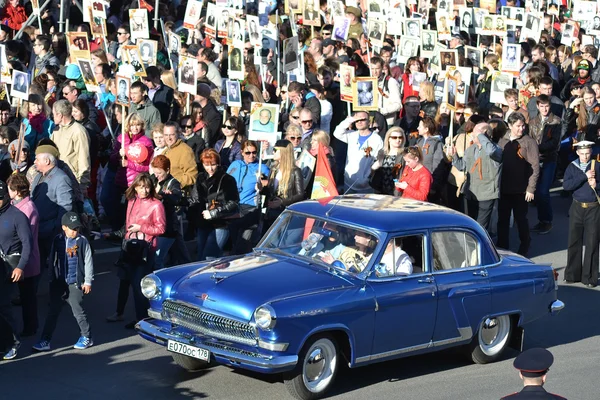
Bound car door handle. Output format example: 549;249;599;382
418;277;434;284
473;270;488;277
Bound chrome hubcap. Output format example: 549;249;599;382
305;348;325;381
478;315;510;356
481;318;499;345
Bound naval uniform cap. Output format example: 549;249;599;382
574;140;595;150
513;348;554;378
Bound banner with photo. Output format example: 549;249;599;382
129;9;149;41
352;77;379;111
178;56;198;95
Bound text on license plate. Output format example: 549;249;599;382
167;340;210;361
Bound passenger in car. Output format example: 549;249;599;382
380;239;413;276
321;230;376;272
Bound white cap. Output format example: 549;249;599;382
574;140;595;150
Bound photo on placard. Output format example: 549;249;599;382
450;66;471;105
138;39;157;66
429;42;448;73
524;14;541;39
331;0;344;18
397;36;420;63
283;36;299;72
421;30;437;58
340;63;355;102
386;9;404;34
436;12;452;40
333;16;351;41
115;75;130;106
591;15;600;31
511;7;525;26
495;15;507;36
129;9;149;41
123;45;146;76
90;11;107;39
249;102;279;134
445;74;459;110
439;49;458;72
77;58;96;86
178;56;197;94
547;0;560;15
472;8;489;34
303;0;321;27
573;0;596;21
404;18;422;37
168;32;180;54
231;18;245;44
228;47;244;80
490;72;514;105
582;34;595;46
459;8;473;31
438;0;452;13
247;15;261;47
0;44;11;83
11;70;29;100
465;45;483;69
525;0;541;12
259;31;275;64
352;77;379;111
479;0;496;13
561;22;575;45
482;14;494;34
286;0;303;14
367;19;386;48
205;2;218;36
503;43;521;72
368;0;382;13
183;0;203;30
67;32;90;61
226;79;241;107
417;0;430;19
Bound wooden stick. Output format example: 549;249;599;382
121;104;126;160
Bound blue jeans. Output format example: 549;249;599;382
536;161;556;223
196;227;229;261
155;237;175;271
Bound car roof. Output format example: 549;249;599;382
288;194;484;234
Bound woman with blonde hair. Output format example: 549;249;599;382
109;113;154;188
419;81;438;118
371;127;406;195
304;130;336;196
260;140;304;231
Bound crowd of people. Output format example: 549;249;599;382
0;0;597;374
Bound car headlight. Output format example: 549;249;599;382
254;305;276;330
141;274;162;299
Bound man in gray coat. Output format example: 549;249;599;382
452;122;503;231
30;145;74;270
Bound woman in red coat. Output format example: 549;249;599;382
396;146;432;201
0;0;27;31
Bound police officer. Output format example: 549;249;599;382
563;141;600;288
502;348;566;399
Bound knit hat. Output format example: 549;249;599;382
197;83;212;99
577;59;592;71
35;144;60;159
65;64;82;80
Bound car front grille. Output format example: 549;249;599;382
162;300;256;346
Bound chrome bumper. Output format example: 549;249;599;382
136;319;298;373
550;300;565;316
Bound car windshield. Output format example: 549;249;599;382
258;212;379;274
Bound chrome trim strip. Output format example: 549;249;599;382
258;339;289;352
355;326;473;364
147;308;162;320
136;320;298;369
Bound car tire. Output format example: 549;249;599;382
171;353;213;371
469;315;512;364
284;335;339;400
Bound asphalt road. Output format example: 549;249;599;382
0;195;598;400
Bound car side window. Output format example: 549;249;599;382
375;235;425;277
431;231;479;271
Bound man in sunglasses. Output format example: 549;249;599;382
333;111;384;193
107;24;132;64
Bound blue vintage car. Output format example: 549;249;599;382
136;195;564;400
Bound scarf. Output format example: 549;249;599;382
28;112;46;134
585;101;598;112
577;76;590;85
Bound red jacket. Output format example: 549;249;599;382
125;197;166;250
1;4;27;31
401;73;419;103
399;166;432;201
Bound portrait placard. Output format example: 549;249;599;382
367;19;386;48
352;77;379;111
115;75;130;106
11;70;29;101
421;30;438;59
129;9;149;41
67;32;90;63
283;36;299;72
122;45;147;77
249;102;280;135
183;0;203;30
138;39;157;66
490;72;514;105
226;79;242;107
228;46;245;80
178;56;198;95
340;63;355;103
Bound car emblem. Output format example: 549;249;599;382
201;293;209;301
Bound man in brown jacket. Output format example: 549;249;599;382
497;113;540;257
163;122;198;190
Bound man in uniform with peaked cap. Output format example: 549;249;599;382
563;140;600;288
502;348;566;399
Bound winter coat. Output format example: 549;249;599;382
163;139;198;189
51;120;91;193
125;197;166;250
189;169;240;229
30;166;74;238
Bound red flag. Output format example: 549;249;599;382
311;144;339;201
139;0;154;12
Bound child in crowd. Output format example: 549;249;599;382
32;212;94;351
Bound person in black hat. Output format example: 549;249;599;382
563;140;600;287
0;179;32;360
502;348;566;399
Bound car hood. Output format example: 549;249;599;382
168;252;356;322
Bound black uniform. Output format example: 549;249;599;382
563;159;600;286
501;385;567;399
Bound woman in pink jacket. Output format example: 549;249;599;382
107;173;166;328
110;113;154;188
7;174;40;337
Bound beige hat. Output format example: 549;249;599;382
346;6;361;18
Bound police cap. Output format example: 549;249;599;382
513;348;554;378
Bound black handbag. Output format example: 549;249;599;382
0;248;21;282
121;232;150;266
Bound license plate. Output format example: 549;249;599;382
167;340;210;361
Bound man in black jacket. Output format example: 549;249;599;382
287;81;321;128
0;180;32;360
144;66;174;123
195;83;222;148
